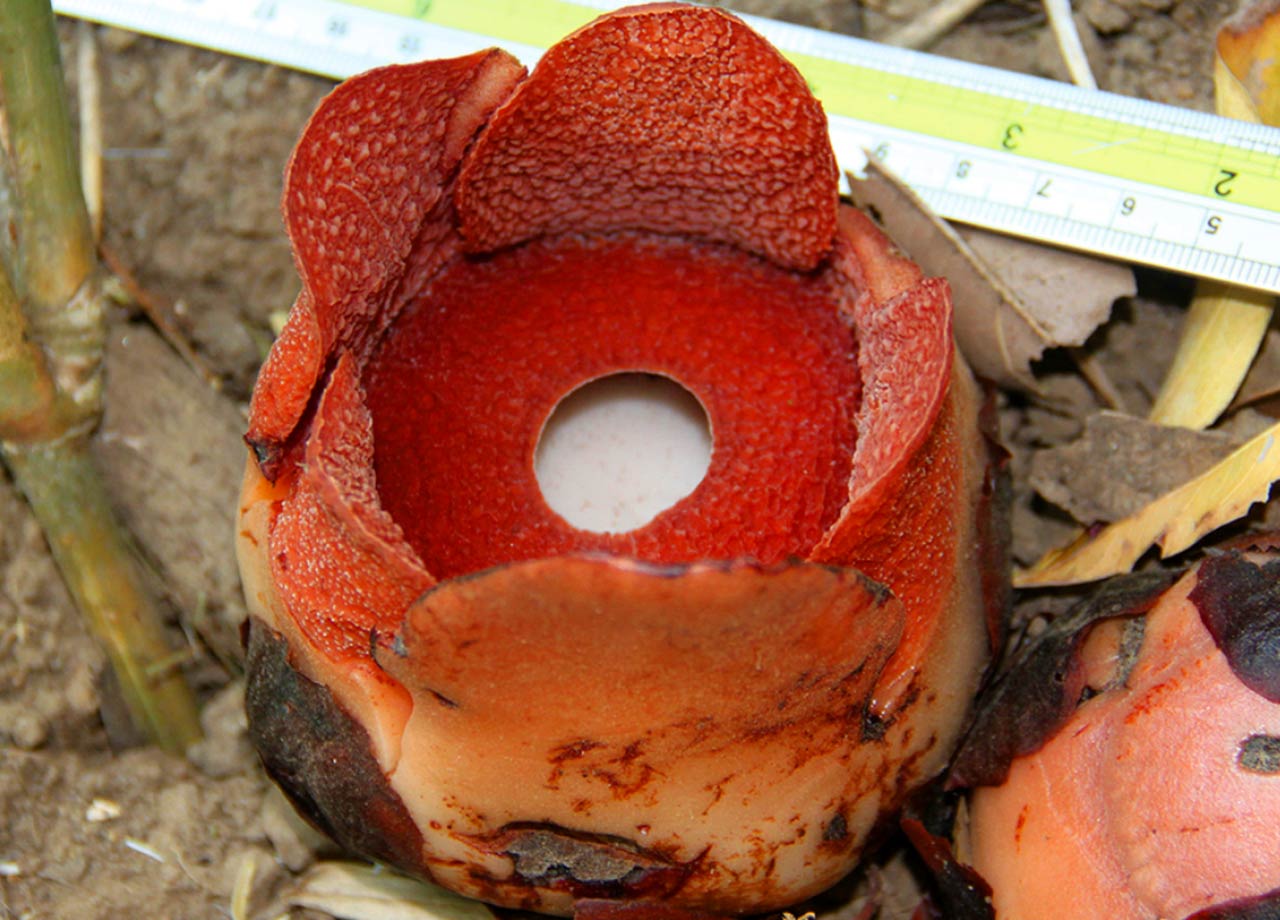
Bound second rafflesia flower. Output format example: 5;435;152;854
963;549;1280;919
237;4;1004;915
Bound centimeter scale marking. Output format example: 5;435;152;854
54;0;1280;294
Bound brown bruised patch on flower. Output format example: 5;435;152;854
948;570;1174;790
967;556;1280;920
244;621;430;877
1190;551;1280;703
473;824;696;901
238;3;998;914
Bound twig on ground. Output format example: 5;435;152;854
78;21;103;242
1069;346;1127;413
99;242;223;391
883;0;990;50
1042;0;1097;89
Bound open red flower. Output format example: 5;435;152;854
237;4;1002;915
965;549;1280;920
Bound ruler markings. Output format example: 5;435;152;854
53;0;1280;293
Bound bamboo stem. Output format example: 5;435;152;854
0;0;203;752
4;438;203;753
0;0;101;416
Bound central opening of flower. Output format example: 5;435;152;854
364;233;861;579
534;373;713;534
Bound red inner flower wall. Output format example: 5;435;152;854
363;231;861;578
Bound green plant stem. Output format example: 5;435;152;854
0;0;203;752
4;438;203;754
0;265;60;435
0;0;101;415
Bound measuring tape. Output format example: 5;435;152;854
54;0;1280;294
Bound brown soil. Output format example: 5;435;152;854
0;1;1240;918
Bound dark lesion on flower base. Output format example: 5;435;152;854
1189;551;1280;703
474;824;697;901
1238;734;1280;774
243;619;432;878
821;811;848;844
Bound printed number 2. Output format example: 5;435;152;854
1214;169;1238;197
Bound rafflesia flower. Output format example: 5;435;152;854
237;4;1002;915
965;549;1280;919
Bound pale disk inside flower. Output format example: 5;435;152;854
534;372;713;533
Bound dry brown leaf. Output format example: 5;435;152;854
958;227;1133;356
1234;325;1280;409
1028;412;1248;524
847;162;1130;390
1017;418;1280;587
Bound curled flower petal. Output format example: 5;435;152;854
247;49;527;467
455;4;838;270
372;556;903;911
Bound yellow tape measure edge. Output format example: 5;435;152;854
345;0;1280;213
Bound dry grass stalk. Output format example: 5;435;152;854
1042;0;1097;89
883;0;990;50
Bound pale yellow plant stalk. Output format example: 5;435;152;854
1147;283;1272;428
1147;24;1276;430
0;0;201;752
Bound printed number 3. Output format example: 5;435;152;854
1002;123;1023;150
